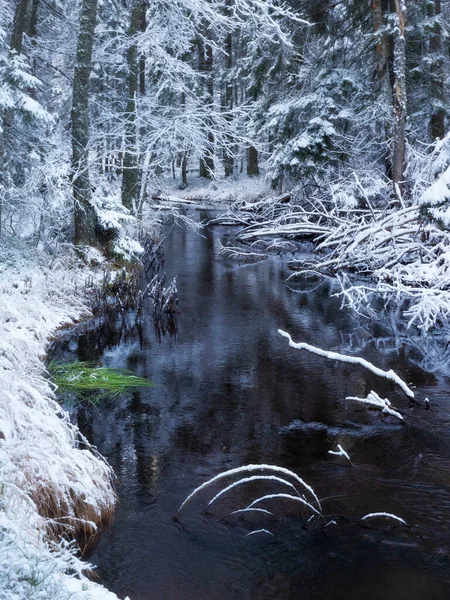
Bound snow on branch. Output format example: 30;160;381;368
346;391;403;421
328;445;352;463
278;329;414;399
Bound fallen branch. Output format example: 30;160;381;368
346;391;403;421
328;445;352;463
278;329;414;399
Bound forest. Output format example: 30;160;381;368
1;0;450;599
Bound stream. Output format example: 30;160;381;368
51;212;450;599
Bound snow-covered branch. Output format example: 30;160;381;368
278;329;414;399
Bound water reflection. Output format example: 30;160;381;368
50;213;450;599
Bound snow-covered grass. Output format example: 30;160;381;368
176;463;321;517
177;463;408;539
0;240;122;599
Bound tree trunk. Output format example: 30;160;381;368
71;0;99;247
29;0;40;42
121;0;142;211
392;0;406;199
139;1;146;97
373;0;394;178
199;38;215;178
181;153;188;187
10;0;34;54
223;0;234;177
3;0;37;164
429;0;445;141
247;146;259;177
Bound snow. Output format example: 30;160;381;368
0;244;119;599
420;166;450;206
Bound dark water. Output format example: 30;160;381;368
52;213;450;599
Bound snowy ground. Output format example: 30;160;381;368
154;174;270;206
0;240;123;600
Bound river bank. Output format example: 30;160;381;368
0;241;122;599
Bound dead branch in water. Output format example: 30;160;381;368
278;329;414;399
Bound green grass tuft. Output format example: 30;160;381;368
49;361;154;403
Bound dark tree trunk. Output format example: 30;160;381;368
121;0;143;211
181;153;188;187
247;146;259;177
71;0;99;247
10;0;33;54
223;28;234;177
139;1;146;97
29;0;40;42
392;0;406;199
199;38;215;178
373;0;394;178
429;0;445;141
1;0;40;204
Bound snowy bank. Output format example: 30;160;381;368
0;243;121;599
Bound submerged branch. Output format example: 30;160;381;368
278;329;414;399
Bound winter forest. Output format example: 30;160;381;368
2;0;450;598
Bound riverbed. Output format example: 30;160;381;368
51;212;450;599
